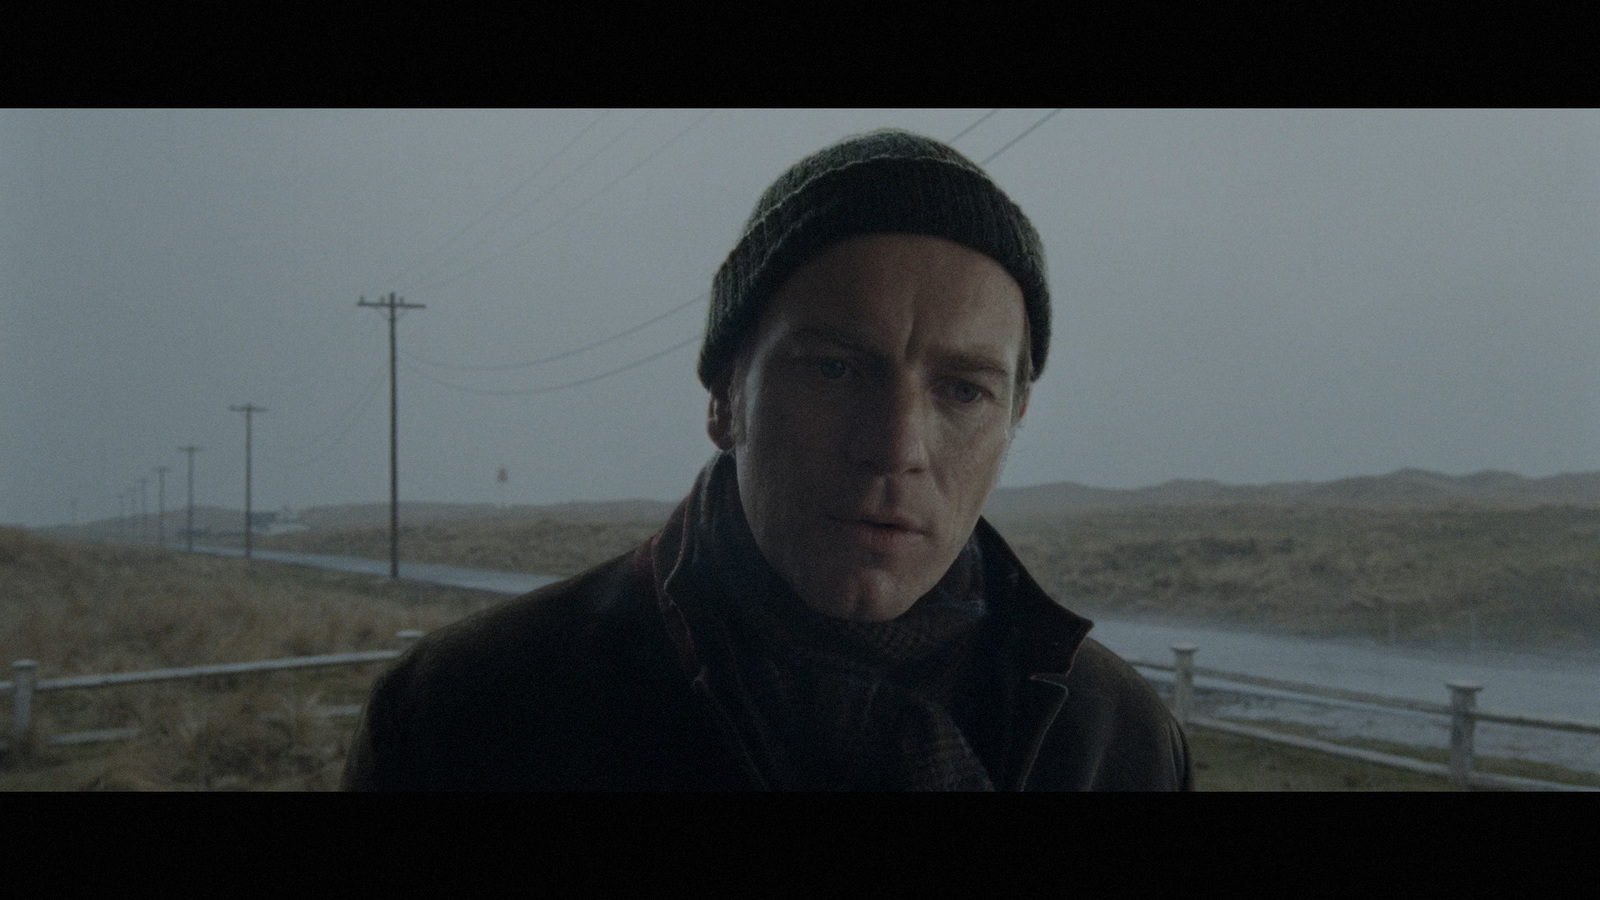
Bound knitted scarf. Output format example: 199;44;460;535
648;452;996;791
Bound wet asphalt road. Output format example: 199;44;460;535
191;544;562;596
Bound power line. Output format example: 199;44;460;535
949;108;1000;144
403;333;701;397
232;310;371;442
395;110;654;293
280;365;389;468
379;109;613;290
980;108;1064;166
402;292;706;372
411;110;717;294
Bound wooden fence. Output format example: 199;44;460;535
1133;644;1600;792
6;632;1599;791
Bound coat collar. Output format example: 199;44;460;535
971;516;1093;679
635;461;1097;791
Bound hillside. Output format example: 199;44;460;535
42;469;1600;546
37;498;680;547
982;469;1600;522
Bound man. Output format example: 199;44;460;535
341;129;1192;790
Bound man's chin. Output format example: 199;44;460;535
793;572;927;623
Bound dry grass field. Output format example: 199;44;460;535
994;502;1600;657
0;527;500;790
255;517;663;578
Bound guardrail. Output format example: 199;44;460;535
3;630;424;750
1132;644;1600;792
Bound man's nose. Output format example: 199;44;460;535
849;380;930;476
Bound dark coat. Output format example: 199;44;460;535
340;519;1192;791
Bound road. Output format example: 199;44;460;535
190;544;562;596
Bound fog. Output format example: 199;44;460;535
4;108;1598;528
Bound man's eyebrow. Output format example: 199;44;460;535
787;326;1014;380
937;352;1013;381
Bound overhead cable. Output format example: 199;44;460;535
948;108;1000;144
395;110;652;292
402;333;701;397
402;292;706;372
380;109;613;290
980;108;1064;166
280;365;389;468
411;109;717;294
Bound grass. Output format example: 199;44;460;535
251;517;662;578
1186;716;1600;790
1186;727;1463;791
995;502;1600;657
0;527;502;790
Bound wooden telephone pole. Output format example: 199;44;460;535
358;293;425;578
179;446;201;552
154;465;169;548
229;404;267;559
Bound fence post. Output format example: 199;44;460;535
396;630;423;652
1447;681;1482;788
13;660;38;744
1171;644;1198;728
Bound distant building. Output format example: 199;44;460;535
261;505;309;536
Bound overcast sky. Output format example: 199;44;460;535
4;108;1598;528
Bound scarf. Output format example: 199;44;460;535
647;452;997;791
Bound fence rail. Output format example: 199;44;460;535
1131;644;1600;792
4;630;422;749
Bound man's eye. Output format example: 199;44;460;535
949;382;983;404
818;359;849;379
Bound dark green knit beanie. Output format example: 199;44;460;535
698;128;1050;389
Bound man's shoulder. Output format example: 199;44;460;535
388;547;671;704
976;520;1190;789
1064;636;1169;717
342;545;705;790
1042;636;1191;790
412;551;642;665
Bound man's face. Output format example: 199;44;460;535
709;233;1029;622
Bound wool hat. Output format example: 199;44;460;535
698;128;1050;389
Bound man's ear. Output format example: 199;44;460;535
707;377;735;450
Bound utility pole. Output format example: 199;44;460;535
179;446;201;552
357;292;426;578
154;465;169;548
229;404;267;559
138;477;149;543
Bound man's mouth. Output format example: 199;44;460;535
837;512;922;531
827;514;927;549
